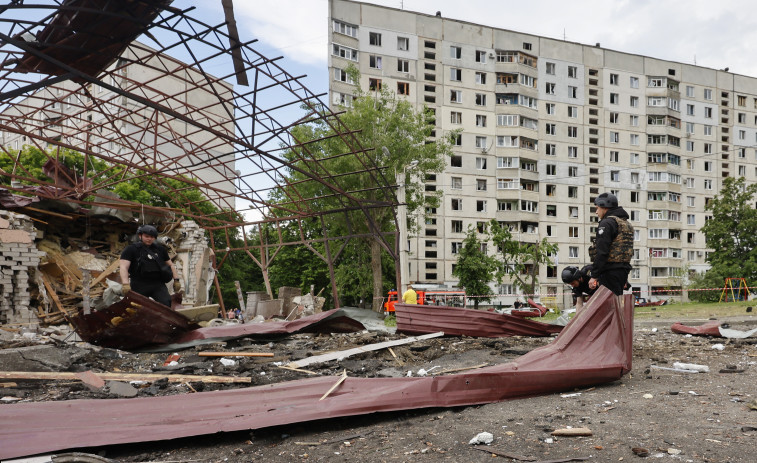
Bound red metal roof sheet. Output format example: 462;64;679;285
0;288;633;460
395;303;562;337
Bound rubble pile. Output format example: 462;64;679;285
0;211;44;326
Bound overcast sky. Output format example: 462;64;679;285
204;0;757;94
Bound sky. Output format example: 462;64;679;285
207;0;757;96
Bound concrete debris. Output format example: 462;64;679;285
672;362;709;372
468;432;494;445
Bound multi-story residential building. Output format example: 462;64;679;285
329;0;757;305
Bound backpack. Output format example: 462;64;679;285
135;243;173;283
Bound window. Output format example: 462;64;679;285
630;76;639;88
687;214;696;225
648;77;664;87
450;68;462;81
610;93;619;104
476;200;487;212
568;186;578;198
368;78;382;90
687;196;695;207
568;126;578;138
545;123;556;135
546;205;557;216
451;198;462;210
569;226;579;238
630;152;639;164
545;82;556;95
332;44;358;61
451;242;463;254
568;66;577;78
450;45;462;59
397;59;409;73
686;85;694;97
397;36;409;51
704;125;712;136
568;106;577;118
333;20;358;38
738;95;747;106
450;90;462;103
569;206;578;218
610;131;619;143
476;157;487;170
546;62;555;75
704;179;713;190
498;157;516;168
475;50;487;63
610;73;619;85
630;96;639;107
451;155;462;166
545;103;555;115
397;82;410;95
522;42;532;50
704;88;712;100
475;136;487;148
498;114;518;126
369;32;382;46
609;151;619;162
546;164;556;176
476;115;487;127
686;104;695;116
450;111;462;124
630;134;639;145
451;177;462;189
609;112;619;123
334;68;355;84
568;146;578;158
476;179;487;191
568;86;577;98
630;115;639;126
545;144;556;155
475;72;486;85
704;144;712;154
475;93;487;106
611;170;620;182
453;134;462;146
569;246;579;258
704;107;713;118
451;220;463;233
369;55;382;69
568;166;578;177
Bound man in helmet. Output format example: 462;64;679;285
561;264;594;312
119;224;181;307
588;193;634;295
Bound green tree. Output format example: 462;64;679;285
700;176;757;283
488;219;559;297
686;267;725;303
272;67;458;308
452;228;497;309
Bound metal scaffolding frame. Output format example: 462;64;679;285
0;0;401;310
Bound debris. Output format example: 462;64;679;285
711;343;725;351
672;362;709;372
433;363;488;375
106;380;138;398
276;365;318;375
75;370;106;390
551;427;592;437
631;447;649;457
747;399;757;410
286;332;444;369
219;358;237;367
650;365;703;374
0;371;251;384
471;446;536;460
468;432;494;445
561;393;581;398
198;351;274;357
667;448;682;455
319;369;347;401
741;426;757;432
718;368;745;374
643;393;653;399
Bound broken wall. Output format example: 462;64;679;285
0;212;45;325
172;220;214;307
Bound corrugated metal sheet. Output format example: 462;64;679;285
395;303;562;337
0;288;633;460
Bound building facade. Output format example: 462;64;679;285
328;0;757;305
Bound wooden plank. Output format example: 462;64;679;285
287;332;444;369
199;352;274;357
39;273;67;318
0;371;251;384
320;369;347;401
89;258;120;288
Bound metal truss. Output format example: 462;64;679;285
0;0;400;308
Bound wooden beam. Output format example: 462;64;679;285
199;352;274;357
287;332;444;369
0;371;251;384
89;258;121;288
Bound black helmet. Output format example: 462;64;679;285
137;224;158;237
594;192;618;208
561;266;581;284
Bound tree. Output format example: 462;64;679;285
272;66;458;309
452;228;497;309
700;176;757;283
488;219;559;297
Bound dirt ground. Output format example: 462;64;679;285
2;311;756;463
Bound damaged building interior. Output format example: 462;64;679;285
0;2;754;462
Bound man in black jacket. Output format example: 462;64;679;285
119;224;180;307
561;264;594;312
588;193;634;295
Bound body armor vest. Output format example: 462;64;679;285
606;216;634;263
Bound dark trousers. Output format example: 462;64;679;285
132;278;171;307
597;268;630;296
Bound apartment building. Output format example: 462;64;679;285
0;42;236;210
328;0;757;305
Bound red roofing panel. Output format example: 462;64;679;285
671;320;722;336
395;303;562;337
0;288;633;460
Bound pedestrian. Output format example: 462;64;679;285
402;283;418;304
561;264;595;312
588;193;634;295
119;224;181;307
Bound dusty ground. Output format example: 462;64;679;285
2;311;756;463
